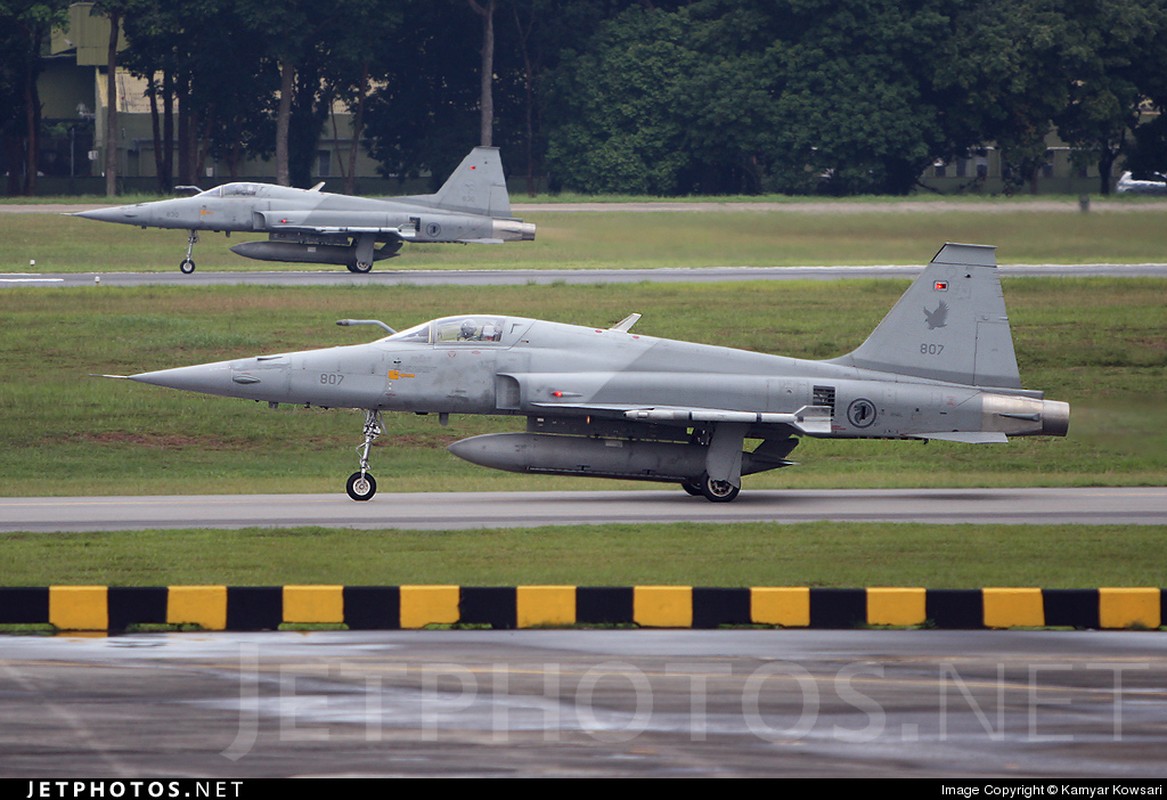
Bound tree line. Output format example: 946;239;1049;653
4;0;1167;196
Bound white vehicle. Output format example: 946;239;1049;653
1116;171;1167;194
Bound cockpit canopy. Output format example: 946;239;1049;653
195;182;310;201
197;183;263;199
383;315;532;347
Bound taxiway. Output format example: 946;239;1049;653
2;629;1164;777
2;262;1166;288
1;487;1164;533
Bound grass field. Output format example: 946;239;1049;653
3;201;1167;272
1;523;1164;588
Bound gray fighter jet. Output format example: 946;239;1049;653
73;147;535;274
108;244;1069;502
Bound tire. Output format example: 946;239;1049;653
350;260;373;273
180;259;196;274
346;471;377;501
700;474;740;503
681;481;702;497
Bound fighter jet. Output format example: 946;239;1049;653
108;244;1069;502
73;147;535;274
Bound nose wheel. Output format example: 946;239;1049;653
346;409;383;501
179;230;198;274
346;471;377;501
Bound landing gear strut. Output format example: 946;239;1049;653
346;409;383;501
180;230;198;274
346;233;376;273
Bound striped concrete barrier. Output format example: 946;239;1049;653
0;586;1162;633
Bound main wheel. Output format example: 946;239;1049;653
350;260;373;273
699;474;740;503
346;471;377;501
680;480;702;497
180;259;196;274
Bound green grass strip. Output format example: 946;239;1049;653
2;523;1163;588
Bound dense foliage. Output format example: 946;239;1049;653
4;0;1167;194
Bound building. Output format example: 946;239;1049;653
35;2;393;195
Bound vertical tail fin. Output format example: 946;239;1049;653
830;243;1022;388
429;146;513;218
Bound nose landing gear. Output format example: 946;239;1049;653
346;471;377;501
346;409;383;501
180;230;198;274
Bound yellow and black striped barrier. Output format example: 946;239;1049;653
0;586;1162;633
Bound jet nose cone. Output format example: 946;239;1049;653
72;206;140;224
130;363;234;396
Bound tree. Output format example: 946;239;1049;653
475;0;615;194
319;1;404;193
362;1;484;186
543;6;702;194
677;0;787;193
935;0;1074;193
92;1;138;196
1054;0;1167;194
766;0;959;195
234;0;320;186
120;0;278;188
0;1;68;195
469;0;497;146
119;1;182;191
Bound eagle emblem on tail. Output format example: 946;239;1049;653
924;300;948;330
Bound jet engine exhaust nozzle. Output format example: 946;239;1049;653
492;219;537;241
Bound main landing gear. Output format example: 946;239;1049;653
180;230;198;274
681;473;741;503
345;239;402;273
346;409;383;501
678;425;743;502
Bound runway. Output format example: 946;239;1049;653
2;262;1165;288
2;486;1164;532
2;629;1165;777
